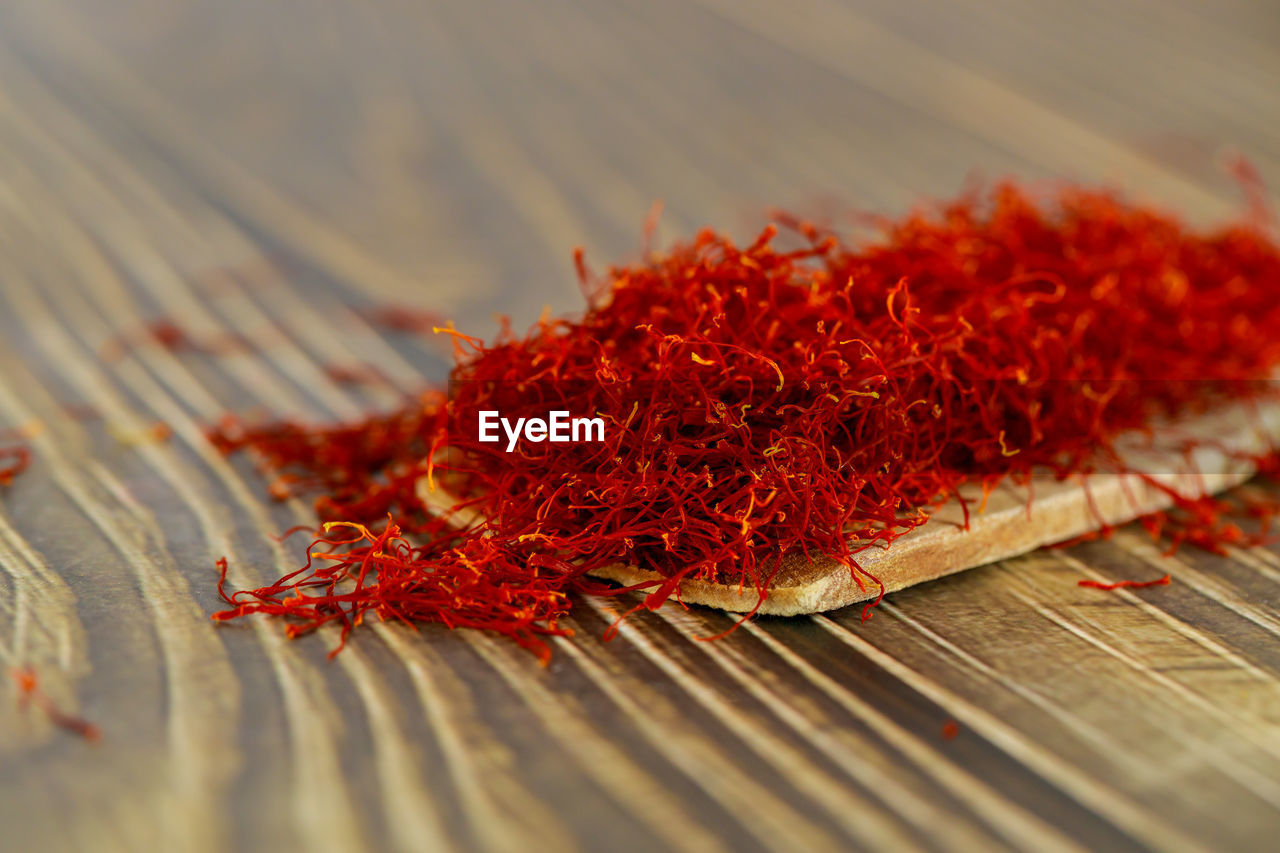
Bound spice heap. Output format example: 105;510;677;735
211;182;1280;659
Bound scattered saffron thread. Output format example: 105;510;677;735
323;363;393;387
941;720;960;740
356;304;447;335
9;667;102;742
208;181;1280;658
1077;574;1172;591
101;317;255;361
0;446;31;487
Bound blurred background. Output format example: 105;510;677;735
1;1;1279;850
1;0;1274;332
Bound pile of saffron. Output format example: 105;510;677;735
210;182;1280;660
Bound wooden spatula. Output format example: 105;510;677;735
422;397;1280;616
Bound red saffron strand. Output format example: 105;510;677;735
0;421;40;485
355;304;447;335
1077;574;1172;591
0;445;31;486
323;363;392;387
9;667;102;742
101;317;254;361
206;180;1280;656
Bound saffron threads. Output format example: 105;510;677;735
0;445;31;487
356;304;447;335
101;317;253;361
209;181;1280;657
1078;574;1172;591
941;720;960;740
209;397;445;523
0;423;39;486
9;667;102;742
323;363;393;388
214;522;584;661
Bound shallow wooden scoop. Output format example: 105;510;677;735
422;398;1280;616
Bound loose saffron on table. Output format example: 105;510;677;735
209;182;1280;660
9;667;102;742
323;362;394;388
101;317;255;361
0;445;30;487
1077;574;1172;591
0;423;39;486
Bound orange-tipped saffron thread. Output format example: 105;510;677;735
10;667;102;742
207;180;1280;658
1078;574;1172;591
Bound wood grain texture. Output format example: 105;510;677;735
0;0;1277;851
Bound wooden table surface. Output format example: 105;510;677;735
1;1;1279;850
